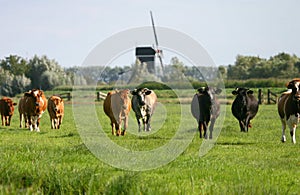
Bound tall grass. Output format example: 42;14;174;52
0;98;299;194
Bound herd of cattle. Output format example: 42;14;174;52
0;89;64;132
1;78;300;144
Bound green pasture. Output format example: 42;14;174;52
0;90;300;194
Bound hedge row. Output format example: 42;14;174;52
54;79;289;91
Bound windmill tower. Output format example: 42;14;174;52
135;11;164;74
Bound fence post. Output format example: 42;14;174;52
267;89;271;104
258;89;263;104
67;92;71;101
97;92;100;101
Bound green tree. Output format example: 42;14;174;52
0;55;28;76
26;55;67;90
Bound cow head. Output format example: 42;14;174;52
232;87;253;96
50;96;63;112
131;88;152;106
117;89;131;110
286;79;300;100
1;97;17;116
198;87;222;100
25;89;45;112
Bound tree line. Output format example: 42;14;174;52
1;52;299;96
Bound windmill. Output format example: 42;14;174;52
135;11;164;74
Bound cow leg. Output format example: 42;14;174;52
239;120;245;132
142;118;147;131
122;116;128;136
1;115;4;126
7;116;12;126
50;118;54;129
19;114;23;128
146;115;152;131
281;119;286;142
116;123;121;136
111;122;116;135
203;122;208;139
198;121;203;138
209;118;216;139
35;117;40;132
137;119;141;132
28;115;33;131
290;124;296;144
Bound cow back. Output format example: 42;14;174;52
18;97;26;115
103;90;131;122
144;90;157;114
191;93;211;122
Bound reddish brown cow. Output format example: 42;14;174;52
18;96;28;128
0;97;17;126
278;79;300;144
21;89;47;132
47;95;64;129
103;89;131;136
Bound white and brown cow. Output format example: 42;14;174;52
278;78;300;144
103;89;131;136
191;87;222;139
0;97;17;126
131;88;157;132
47;95;64;129
21;89;47;132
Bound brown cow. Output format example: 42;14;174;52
103;89;131;136
21;89;47;132
18;96;28;128
47;95;64;129
0;97;17;126
278;78;300;144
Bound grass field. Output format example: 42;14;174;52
1;91;300;194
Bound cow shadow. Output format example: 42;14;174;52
216;141;255;146
49;132;76;138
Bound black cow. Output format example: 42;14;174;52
191;87;222;139
231;87;259;132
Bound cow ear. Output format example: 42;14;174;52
24;92;31;97
131;89;137;95
247;90;254;95
286;81;295;89
197;87;205;94
145;90;152;95
232;90;238;95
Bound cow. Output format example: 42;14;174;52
191;87;222;139
278;78;300;144
231;87;259;132
103;89;131;136
21;89;47;132
131;88;157;132
0;97;17;126
47;95;64;129
18;96;28;128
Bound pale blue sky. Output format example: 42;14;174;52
1;0;299;67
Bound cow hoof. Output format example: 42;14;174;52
121;131;126;136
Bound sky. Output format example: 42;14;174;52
1;0;300;67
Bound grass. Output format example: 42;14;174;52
0;94;300;194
